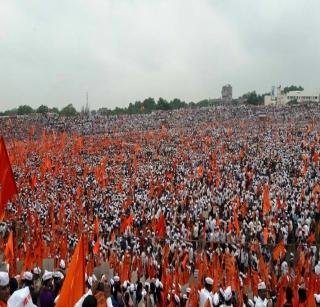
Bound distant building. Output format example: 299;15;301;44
221;84;232;102
208;84;240;106
286;91;319;103
264;86;319;105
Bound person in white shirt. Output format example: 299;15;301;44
254;282;269;307
199;277;214;307
220;286;233;306
314;294;320;307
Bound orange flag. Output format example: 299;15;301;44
307;232;316;244
4;231;15;276
239;147;245;160
0;137;18;219
313;151;319;164
56;235;85;307
258;255;268;284
262;183;271;215
197;165;204;177
233;211;240;236
4;231;14;260
30;174;37;190
120;215;133;234
93;217;99;238
272;240;286;260
60;235;68;260
93;238;100;255
156;213;166;239
263;227;269;245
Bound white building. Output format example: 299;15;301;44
264;87;319;105
286;91;319;103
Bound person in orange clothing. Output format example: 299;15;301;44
0;272;10;307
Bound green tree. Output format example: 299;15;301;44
241;91;266;105
142;97;156;113
283;85;304;94
157;98;171;110
112;107;127;115
49;107;59;114
170;98;186;109
3;108;18;116
37;105;49;114
127;102;141;114
60;104;78;117
196;99;210;107
17;105;34;115
97;107;110;116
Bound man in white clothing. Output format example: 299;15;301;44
199;277;214;307
254;282;269;307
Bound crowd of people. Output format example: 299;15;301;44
0;103;320;306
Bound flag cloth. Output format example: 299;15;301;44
272;240;286;260
4;231;14;260
156;213;166;239
0;136;18;218
4;230;16;276
56;235;85;307
262;183;271;215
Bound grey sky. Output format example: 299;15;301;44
1;0;319;111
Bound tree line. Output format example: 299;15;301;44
0;98;213;117
0;85;305;116
0;104;78;117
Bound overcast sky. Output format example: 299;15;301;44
1;0;319;111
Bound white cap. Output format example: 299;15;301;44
223;286;232;301
114;275;120;282
53;271;64;280
186;287;191;293
42;270;53;281
23;271;33;281
33;267;41;275
258;281;266;290
59;259;66;269
205;277;213;285
0;272;9;287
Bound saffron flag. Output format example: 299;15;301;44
156;213;166;239
56;235;85;307
93;238;100;255
0;136;18;218
272;240;286;260
4;231;14;260
262;183;271;215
